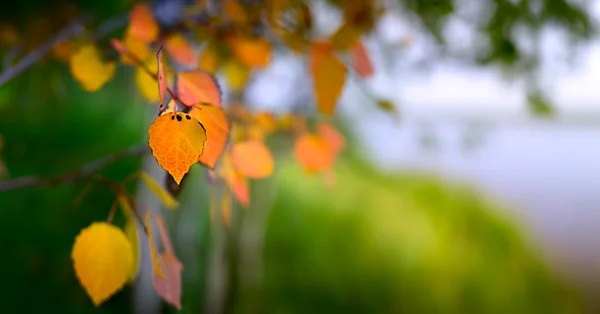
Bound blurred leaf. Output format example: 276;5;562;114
310;41;347;115
527;92;554;117
126;3;159;43
157;47;167;106
232;139;274;179
199;44;219;73
164;33;196;67
294;133;334;173
145;212;164;279
148;112;207;184
71;222;133;306
152;253;183;310
117;195;140;283
231;37;272;68
139;172;179;209
350;40;373;77
178;70;222;106
224;59;251;93
221;153;250;207
121;33;150;65
69;44;115;92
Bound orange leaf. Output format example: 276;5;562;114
317;122;345;155
157;47;167;106
152;253;183;310
232;140;274;179
126;3;159;43
145;212;164;278
164;33;196;67
178;70;222;107
189;104;230;168
310;42;347;115
148;112;208;184
231;37;272;68
294;134;335;173
221;154;250;207
331;22;360;50
350;40;373;77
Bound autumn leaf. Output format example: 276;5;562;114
232;140;274;179
310;41;347;115
146;212;164;278
139;172;179;208
126;3;158;43
231;37;272;68
317;122;345;155
164;33;196;67
178;70;222;107
136;56;159;102
152;253;183;310
294;133;335;173
69;44;115;92
121;33;150;65
71;222;134;306
199;44;219;73
116;195;140;283
349;40;373;77
155;214;175;254
223;59;250;92
331;22;360;50
221;154;250;207
190;104;230;169
148;112;208;184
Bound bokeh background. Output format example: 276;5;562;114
0;0;599;313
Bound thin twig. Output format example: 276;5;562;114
0;144;148;192
0;20;85;87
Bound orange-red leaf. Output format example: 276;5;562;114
350;40;373;77
145;212;164;278
155;214;174;254
310;42;347;115
231;37;272;68
189;104;230;168
294;134;335;173
317;122;345;155
148;112;208;184
221;154;250;207
152;253;183;310
157;47;167;106
126;3;158;43
164;34;196;67
232;140;274;179
178;70;222;107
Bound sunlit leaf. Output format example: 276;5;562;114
310;41;347;115
198;45;219;73
294;133;335;173
331;22;360;50
148;112;208;184
121;34;150;65
157;47;167;106
231;37;272;68
71;222;133;306
190;104;230;169
69;44;115;92
126;3;158;43
145;212;164;278
152;253;183;310
317;122;345;155
164;33;196;67
350;40;373;77
135;57;159;102
178;70;222;107
224;59;250;92
221;154;250;207
232;140;274;179
139;172;179;209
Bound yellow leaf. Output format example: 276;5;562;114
232;140;274;179
139;171;179;209
121;33;150;65
126;3;159;43
69;44;116;92
310;42;347;115
198;45;219;73
231;37;272;68
146;212;164;278
71;222;134;306
190;104;230;169
136;64;158;102
148;112;208;184
330;22;360;51
224;60;250;92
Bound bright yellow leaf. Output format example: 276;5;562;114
189;104;230;169
231;37;272;68
232;140;274;179
71;222;134;306
146;212;164;278
126;3;159;43
223;59;250;92
124;214;140;282
121;33;150;65
139;171;179;208
310;42;347;115
69;44;116;92
148;112;208;184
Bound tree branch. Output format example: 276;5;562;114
0;144;148;192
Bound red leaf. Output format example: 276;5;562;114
152;253;183;310
157;47;167;106
350;40;373;77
